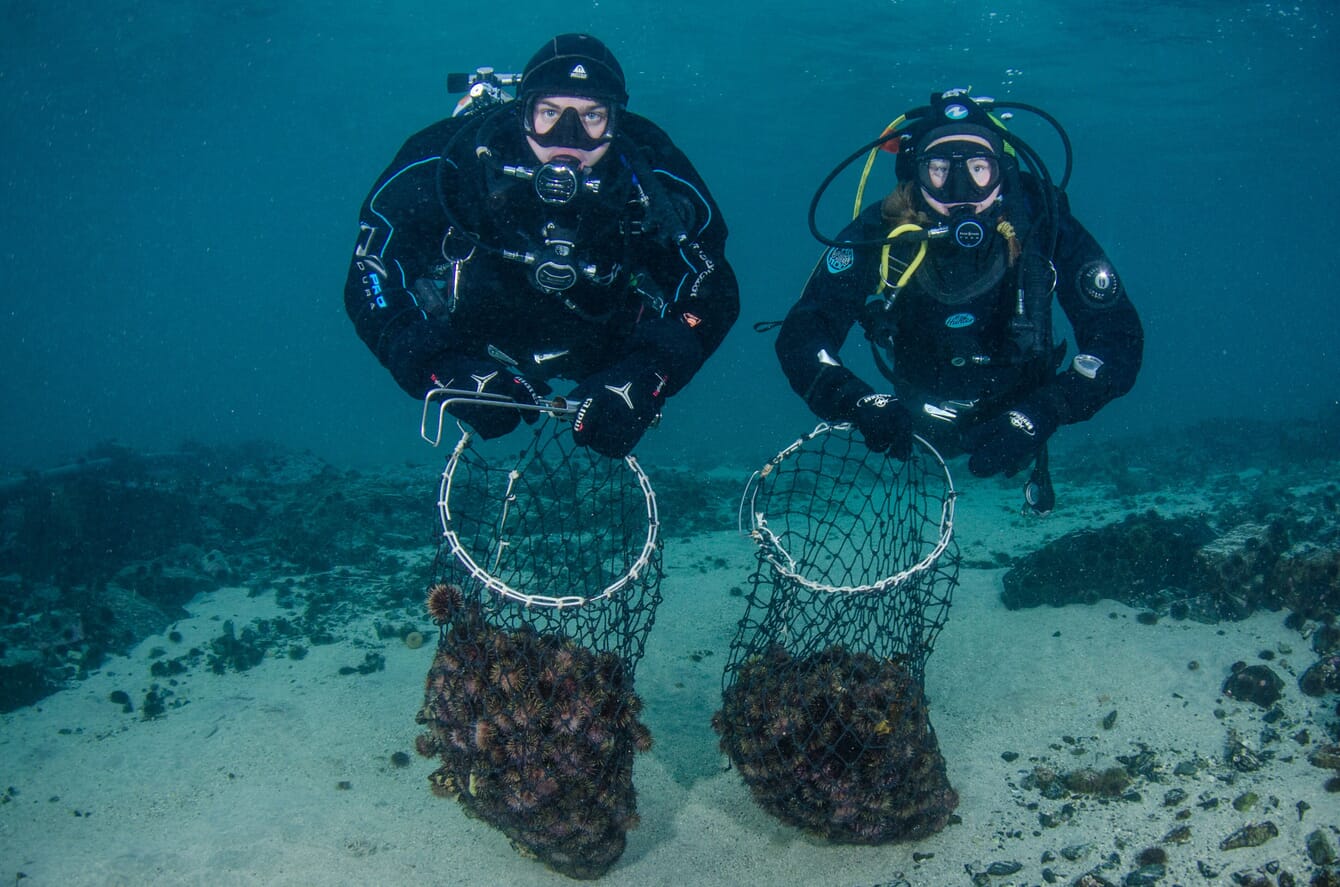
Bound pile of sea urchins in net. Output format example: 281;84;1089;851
415;583;652;879
714;644;957;844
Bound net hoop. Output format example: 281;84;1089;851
438;426;660;609
740;422;957;595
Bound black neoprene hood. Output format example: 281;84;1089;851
521;34;628;106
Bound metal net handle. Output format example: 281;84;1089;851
437;424;660;609
420;385;578;446
738;422;957;595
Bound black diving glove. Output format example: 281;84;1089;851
964;397;1059;478
570;360;668;459
433;357;549;440
852;393;915;460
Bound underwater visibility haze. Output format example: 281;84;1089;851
3;2;1340;885
0;0;1336;472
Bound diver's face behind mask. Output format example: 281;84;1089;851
916;132;1002;217
526;96;612;168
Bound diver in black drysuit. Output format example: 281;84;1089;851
345;34;738;458
776;92;1142;510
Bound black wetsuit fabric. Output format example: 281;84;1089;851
776;176;1142;440
346;104;739;399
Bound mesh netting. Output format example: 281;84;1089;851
414;418;662;880
715;423;961;843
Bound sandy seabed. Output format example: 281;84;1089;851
1;465;1336;887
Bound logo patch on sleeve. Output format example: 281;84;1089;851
826;247;855;274
1078;260;1122;308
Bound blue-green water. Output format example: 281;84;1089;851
1;0;1335;472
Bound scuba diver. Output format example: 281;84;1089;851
345;34;739;458
774;89;1142;512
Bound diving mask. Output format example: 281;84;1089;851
526;102;612;151
917;145;1001;207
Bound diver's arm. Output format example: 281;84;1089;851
344;121;467;398
776;235;884;421
1039;198;1144;424
619;143;740;396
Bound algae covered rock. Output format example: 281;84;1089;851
1001;512;1214;611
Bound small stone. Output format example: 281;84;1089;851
1222;664;1284;707
1308;828;1338;865
1061;843;1089;861
1299;656;1340;697
1123;864;1166;886
1161;824;1191;844
1308;743;1340;771
1040;778;1067;800
1001;750;1020;762
1226;732;1267;772
1162;788;1187;807
1232;791;1258;811
1102;710;1118;730
986;860;1022;876
1219;820;1278;850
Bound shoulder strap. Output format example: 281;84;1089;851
618;144;692;250
1007;248;1058;365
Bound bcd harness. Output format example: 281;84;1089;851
857;208;1063;398
424;103;695;330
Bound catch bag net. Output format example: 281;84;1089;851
414;397;662;880
715;422;961;844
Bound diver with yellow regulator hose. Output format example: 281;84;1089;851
773;89;1143;513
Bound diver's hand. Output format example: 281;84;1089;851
434;358;549;439
964;398;1058;478
852;394;915;459
571;361;667;459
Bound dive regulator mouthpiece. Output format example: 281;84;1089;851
500;158;601;205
